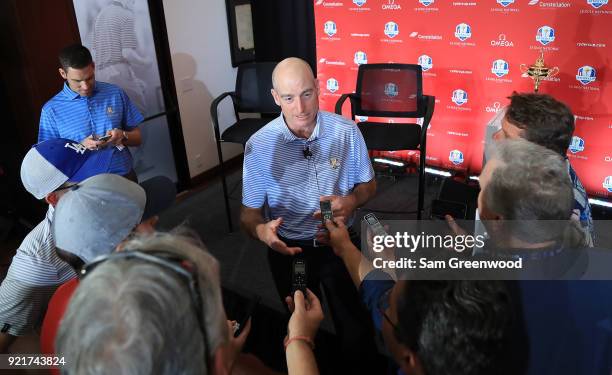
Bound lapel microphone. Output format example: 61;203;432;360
303;146;313;159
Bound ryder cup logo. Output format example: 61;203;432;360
384;22;399;38
354;51;368;65
491;59;509;77
326;78;339;93
569;136;585;154
588;0;608;8
353;0;367;6
452;89;468;106
384;83;399;97
418;55;433;71
603;176;612;193
324;21;337;37
536;26;555;46
420;0;435;5
449;150;464;165
454;23;472;41
576;66;596;85
497;0;515;6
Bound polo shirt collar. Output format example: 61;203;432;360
61;81;99;100
279;112;325;143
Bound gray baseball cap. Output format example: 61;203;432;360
53;174;146;263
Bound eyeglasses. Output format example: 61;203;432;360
81;250;211;371
377;287;419;352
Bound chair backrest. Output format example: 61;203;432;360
234;62;279;114
354;63;424;117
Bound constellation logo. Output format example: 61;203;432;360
491;59;509;77
418;55;433;71
491;34;514;47
603;176;612;193
354;51;368;65
449;150;464;165
536;26;556;46
326;78;339;93
568;136;585;153
588;0;608;8
353;0;367;6
454;23;472;41
384;22;399;38
420;0;435;5
324;21;337;37
485;101;502;113
384;82;399;97
497;0;514;6
382;0;402;9
576;65;596;85
452;89;468;106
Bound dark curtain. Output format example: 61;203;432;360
252;0;316;74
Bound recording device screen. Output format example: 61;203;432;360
365;215;378;226
294;263;305;273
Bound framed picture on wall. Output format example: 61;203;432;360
226;0;256;67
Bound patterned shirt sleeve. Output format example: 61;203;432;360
38;106;60;143
242;141;267;208
352;124;375;185
120;89;144;129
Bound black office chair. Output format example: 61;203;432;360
335;63;435;219
211;62;279;231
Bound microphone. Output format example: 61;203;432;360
303;146;313;159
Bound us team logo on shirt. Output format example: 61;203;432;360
106;106;114;115
329;157;341;169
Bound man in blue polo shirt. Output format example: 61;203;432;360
38;44;143;180
240;57;379;373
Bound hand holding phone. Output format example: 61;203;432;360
291;258;307;295
96;134;112;142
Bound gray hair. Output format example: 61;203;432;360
484;139;576;243
56;232;228;375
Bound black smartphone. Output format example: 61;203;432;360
97;134;112;142
233;295;261;338
320;200;333;225
363;213;387;237
430;199;467;220
291;258;307;295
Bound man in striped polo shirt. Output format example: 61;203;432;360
240;57;380;373
0;139;120;352
38;44;143;181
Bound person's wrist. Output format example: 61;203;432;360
255;223;266;242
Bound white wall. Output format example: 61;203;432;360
163;0;243;177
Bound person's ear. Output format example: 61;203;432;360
314;78;320;96
45;192;60;207
271;89;281;106
397;346;424;375
59;68;67;80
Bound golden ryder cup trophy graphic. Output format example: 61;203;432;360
520;51;560;92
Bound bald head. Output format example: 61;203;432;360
272;58;315;91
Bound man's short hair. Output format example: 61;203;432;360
484;139;578;244
505;92;575;156
397;280;513;375
58;44;93;71
56;232;228;375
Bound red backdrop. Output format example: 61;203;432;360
314;0;611;199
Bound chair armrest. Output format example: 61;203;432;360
335;94;353;116
210;92;236;136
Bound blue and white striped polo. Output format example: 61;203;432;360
0;207;76;335
243;111;374;240
38;81;143;174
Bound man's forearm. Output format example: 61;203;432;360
123;127;142;147
349;179;376;210
338;242;374;289
240;206;265;240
